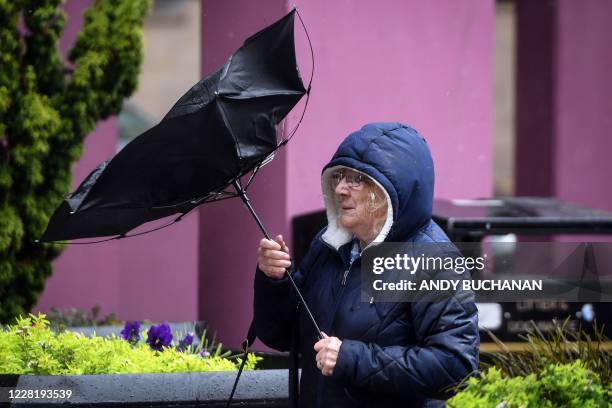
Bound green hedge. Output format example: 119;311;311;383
0;314;259;375
450;320;611;407
449;361;609;408
0;0;150;323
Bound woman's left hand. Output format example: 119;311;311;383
314;332;342;376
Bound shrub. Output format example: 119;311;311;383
483;318;611;385
0;0;150;323
0;314;259;375
448;318;611;407
448;361;609;408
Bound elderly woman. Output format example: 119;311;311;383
254;123;479;408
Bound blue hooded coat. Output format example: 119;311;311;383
254;123;479;407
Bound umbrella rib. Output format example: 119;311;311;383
280;85;311;144
215;99;244;161
275;7;314;147
36;236;119;245
244;165;261;191
231;179;323;338
199;193;239;204
37;213;191;245
150;190;238;209
219;90;306;100
243;153;276;192
296;7;314;92
120;214;186;238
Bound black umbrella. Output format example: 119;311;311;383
41;9;307;243
40;9;320;407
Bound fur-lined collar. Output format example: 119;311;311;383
320;166;394;251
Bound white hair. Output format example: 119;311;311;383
320;166;393;250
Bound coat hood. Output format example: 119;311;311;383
321;123;434;249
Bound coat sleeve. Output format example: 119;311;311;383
252;233;324;351
331;284;480;400
252;267;298;351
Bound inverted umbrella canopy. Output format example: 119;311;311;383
41;10;307;242
42;11;318;407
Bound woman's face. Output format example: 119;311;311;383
332;168;385;243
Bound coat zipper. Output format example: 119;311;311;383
315;237;357;408
341;269;349;285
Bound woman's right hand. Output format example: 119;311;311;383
258;234;291;280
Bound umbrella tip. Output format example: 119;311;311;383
292;4;298;10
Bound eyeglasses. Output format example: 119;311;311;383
330;169;366;189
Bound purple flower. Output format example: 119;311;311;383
146;323;173;351
177;333;194;352
200;349;210;358
120;321;141;344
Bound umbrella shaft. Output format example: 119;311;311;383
232;180;271;240
232;180;323;337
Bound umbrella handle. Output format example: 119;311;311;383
232;180;323;338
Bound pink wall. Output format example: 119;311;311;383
199;0;289;350
36;118;121;315
555;0;612;211
33;0;611;346
515;0;612;213
287;0;494;218
36;0;199;321
200;0;494;349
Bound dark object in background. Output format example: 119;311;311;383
292;210;327;266
432;197;612;241
432;197;612;342
41;10;306;242
291;197;612;342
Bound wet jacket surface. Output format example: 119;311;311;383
254;123;479;408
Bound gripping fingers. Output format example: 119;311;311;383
262;257;292;268
260;238;281;250
258;236;292;279
260;247;289;259
314;333;341;376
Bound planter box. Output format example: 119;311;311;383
1;369;289;407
